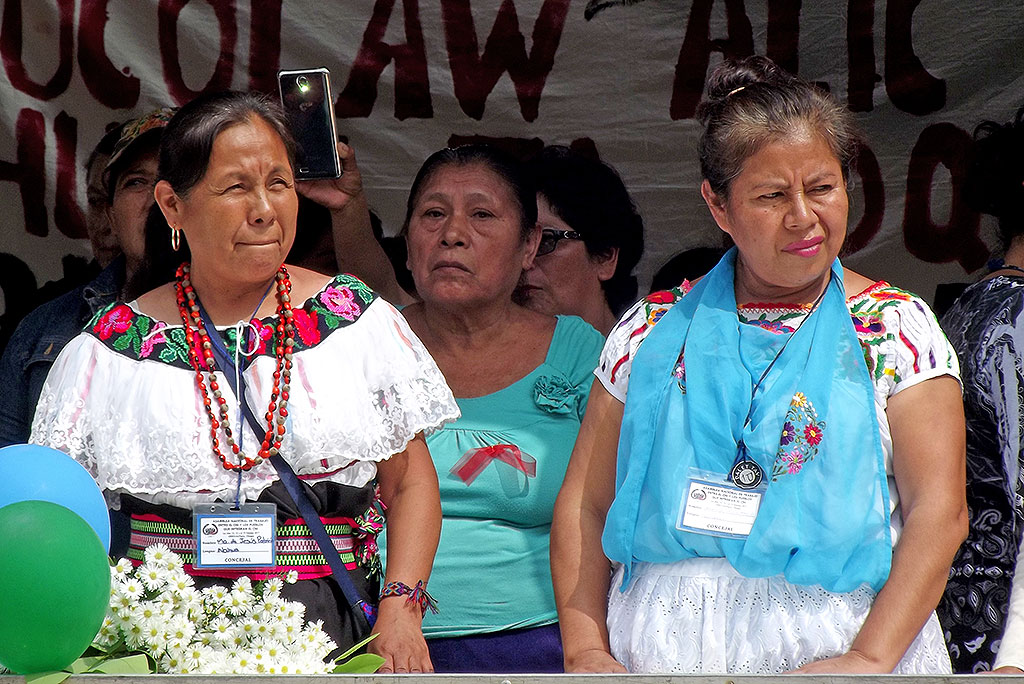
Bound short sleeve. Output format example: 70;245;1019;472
883;293;961;397
595;285;689;403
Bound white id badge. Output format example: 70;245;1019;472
676;468;765;539
193;502;277;569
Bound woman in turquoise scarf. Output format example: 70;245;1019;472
550;56;967;674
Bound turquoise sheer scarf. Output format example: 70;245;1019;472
602;248;892;592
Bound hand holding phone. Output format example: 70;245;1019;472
278;67;341;180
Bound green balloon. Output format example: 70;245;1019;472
0;500;111;674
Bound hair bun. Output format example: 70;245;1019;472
705;55;792;101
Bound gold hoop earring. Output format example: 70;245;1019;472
170;226;181;252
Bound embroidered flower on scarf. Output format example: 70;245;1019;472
804;423;823;446
672;353;686;393
320;285;361;320
533;375;577;414
96;304;135;340
780;421;796;445
781;449;804;474
770;392;826;481
291;308;321;346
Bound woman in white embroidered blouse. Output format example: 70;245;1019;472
550;56;966;675
30;91;459;672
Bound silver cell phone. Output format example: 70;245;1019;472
277;67;342;180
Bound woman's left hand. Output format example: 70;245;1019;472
368;601;433;673
295;141;365;211
787;650;889;674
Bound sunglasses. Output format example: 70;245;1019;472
537;228;583;256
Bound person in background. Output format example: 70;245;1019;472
649;245;726;293
551;56;965;674
0;109;173;449
85;123;128;269
515;146;644;335
397;145;605;672
937;102;1024;675
30;91;458;670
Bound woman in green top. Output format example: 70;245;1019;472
398;145;604;672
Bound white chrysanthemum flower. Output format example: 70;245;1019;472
239;617;259;639
163;553;183;574
232;576;253;593
112;557;134;576
253;619;277;640
131;602;163;625
227;588;253;615
92;614;120;649
181;644;214;671
166;570;194;593
207;616;233;642
164;614;195;644
253;599;277;620
263;577;284;596
143;543;172;566
124;620;147;649
138;562;168;591
141;619;170;652
159;652;183;673
233;653;255;674
201;584;230;606
120;577;144;601
284;570;298;584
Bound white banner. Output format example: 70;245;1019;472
1;0;1023;323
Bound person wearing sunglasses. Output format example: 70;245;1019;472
515;146;645;335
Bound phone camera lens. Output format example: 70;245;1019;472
296;75;310;92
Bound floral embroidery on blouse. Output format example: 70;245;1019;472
533;375;578;415
608;283;690;384
86;274;378;369
771;392;825;480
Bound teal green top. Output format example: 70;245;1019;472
421;315;604;638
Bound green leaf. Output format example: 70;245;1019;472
68;655;108;673
334;631;379;661
332;653;385;674
91;654;151;674
112;330;132;351
24;672;70;684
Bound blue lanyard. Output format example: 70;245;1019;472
191;284;376;628
195;283;272;504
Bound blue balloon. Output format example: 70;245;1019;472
0;444;110;551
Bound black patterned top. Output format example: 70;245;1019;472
939;274;1024;672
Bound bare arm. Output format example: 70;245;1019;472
370;433;441;672
551;380;628;673
296;142;414;305
794;375;967;673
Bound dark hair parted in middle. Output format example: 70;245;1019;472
158;90;297;196
696;55;860;197
528;145;644;316
962;102;1024;251
402;144;537;241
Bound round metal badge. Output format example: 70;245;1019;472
730;460;764;490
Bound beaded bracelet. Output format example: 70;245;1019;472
379;580;439;616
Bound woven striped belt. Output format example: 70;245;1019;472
129;511;382;581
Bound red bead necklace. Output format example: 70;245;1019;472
175;262;295;471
